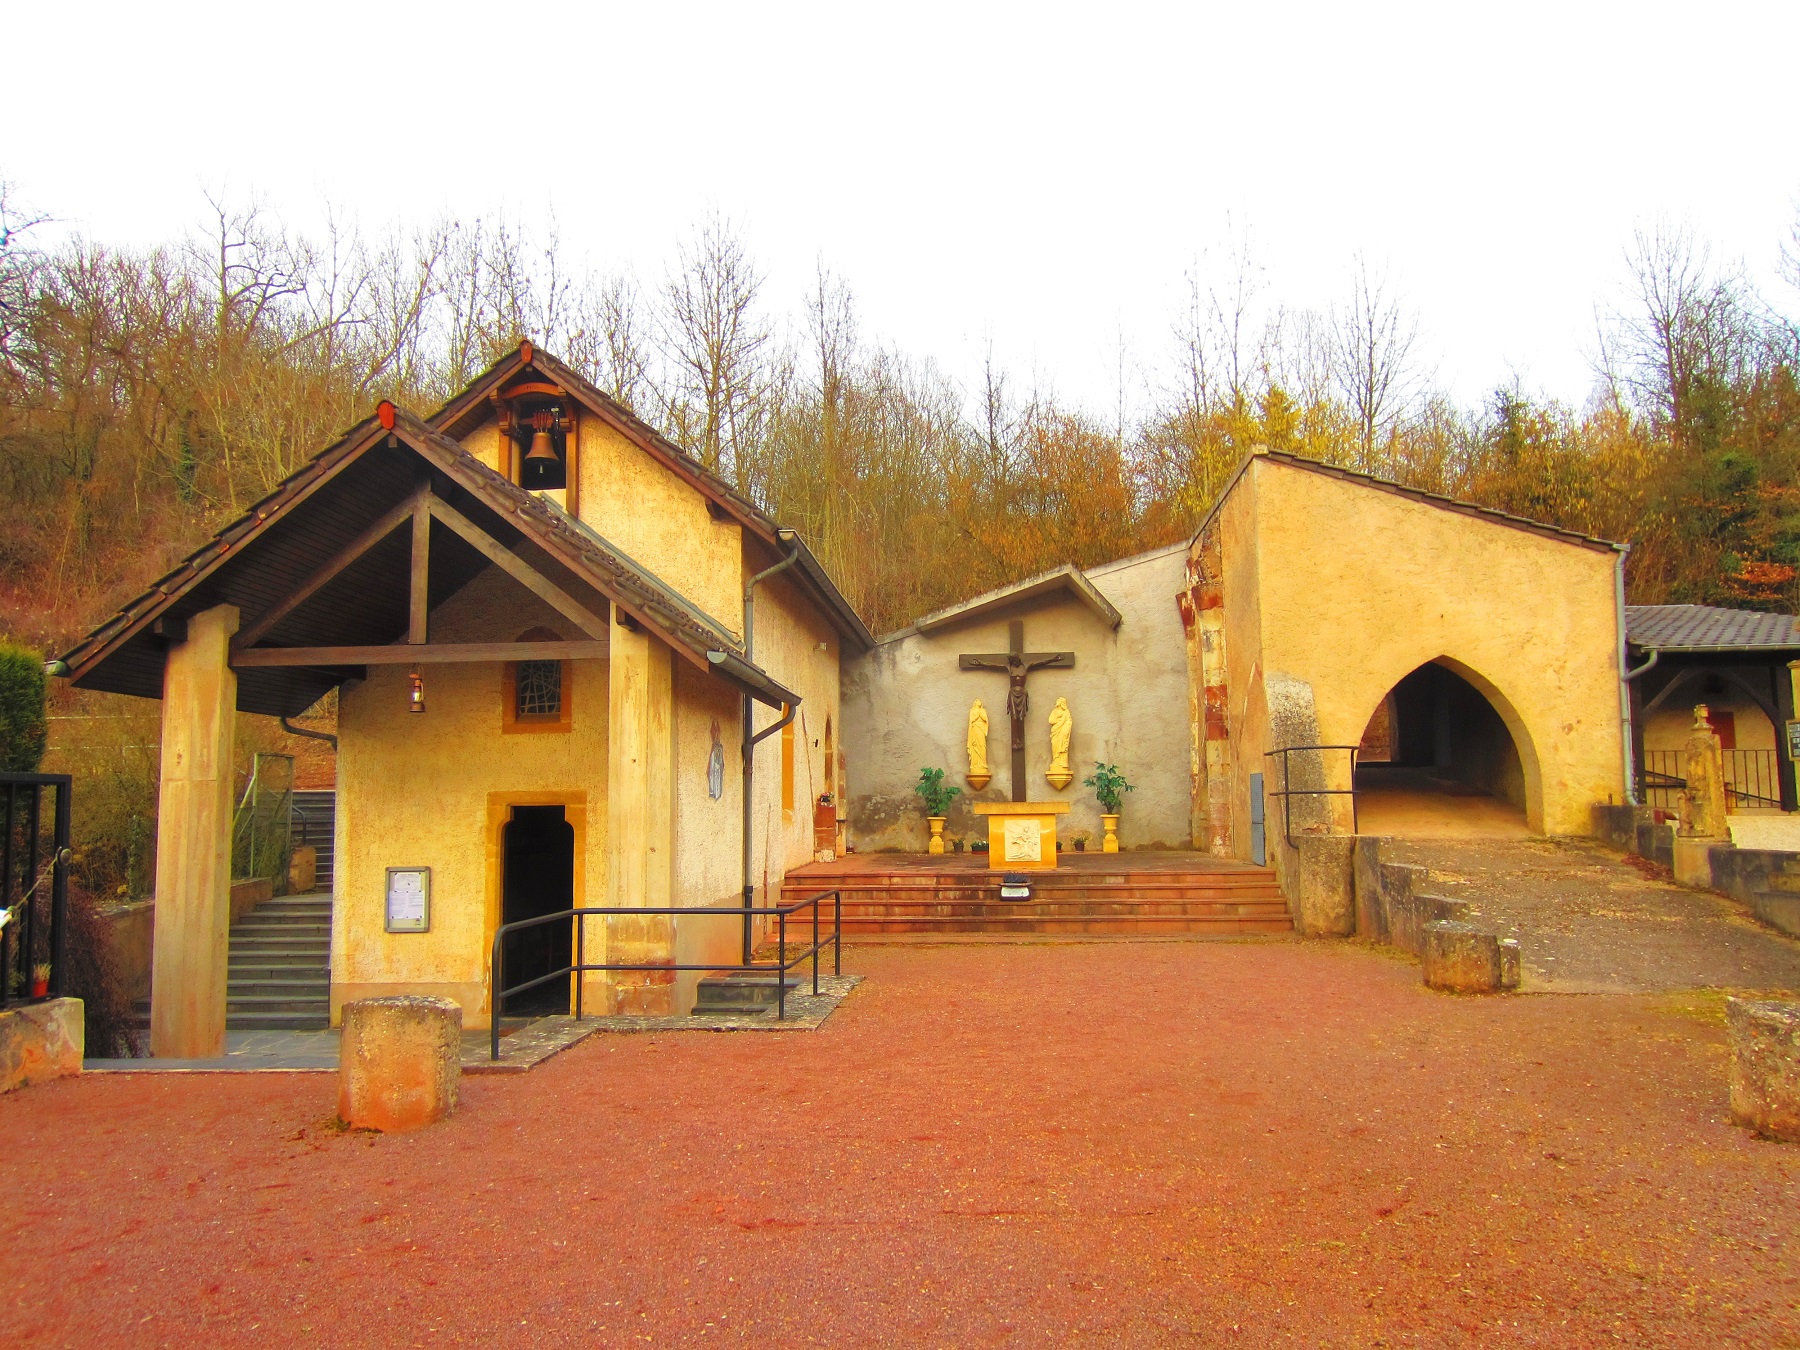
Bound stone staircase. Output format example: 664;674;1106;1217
134;891;333;1032
780;854;1292;938
227;892;333;1029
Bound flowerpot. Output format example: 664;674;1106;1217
927;816;947;855
30;979;48;999
1101;813;1120;853
1074;839;1086;852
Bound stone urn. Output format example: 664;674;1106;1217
1100;813;1120;853
927;816;947;854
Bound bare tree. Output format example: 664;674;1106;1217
1329;255;1420;472
659;215;769;481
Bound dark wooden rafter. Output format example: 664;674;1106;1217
409;495;431;645
232;641;606;668
422;495;610;641
231;486;428;651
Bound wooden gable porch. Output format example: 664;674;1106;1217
57;401;797;1055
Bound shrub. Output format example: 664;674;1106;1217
0;643;47;773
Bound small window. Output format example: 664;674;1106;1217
503;627;572;735
516;660;562;718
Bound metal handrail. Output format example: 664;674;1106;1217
1262;745;1360;847
488;889;843;1060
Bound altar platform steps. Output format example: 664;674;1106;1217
780;853;1291;937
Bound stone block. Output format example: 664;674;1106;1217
1498;938;1522;991
1673;835;1726;890
1422;921;1505;993
1291;835;1357;937
1726;998;1800;1143
1750;891;1800;939
0;998;84;1092
339;996;461;1132
288;845;317;895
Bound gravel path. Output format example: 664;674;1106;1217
2;940;1797;1346
1385;837;1800;995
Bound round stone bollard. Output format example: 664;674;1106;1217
1726;998;1800;1143
1422;921;1505;993
339;995;462;1132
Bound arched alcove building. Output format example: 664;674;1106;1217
1181;451;1628;857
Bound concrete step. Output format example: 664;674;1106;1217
229;933;332;952
692;974;800;1016
226;1011;332;1031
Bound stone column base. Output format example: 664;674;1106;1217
1673;835;1728;889
0;998;83;1092
339;996;461;1132
1727;998;1800;1143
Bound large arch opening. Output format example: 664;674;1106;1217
1354;660;1535;838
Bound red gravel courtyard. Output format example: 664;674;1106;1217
3;939;1796;1346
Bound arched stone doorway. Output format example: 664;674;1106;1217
1354;659;1538;838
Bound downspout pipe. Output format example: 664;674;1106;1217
1614;547;1640;805
741;541;802;963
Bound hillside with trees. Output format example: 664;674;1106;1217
3;183;1798;897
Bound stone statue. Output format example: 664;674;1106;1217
1046;697;1074;790
967;700;991;790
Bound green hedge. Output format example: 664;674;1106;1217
0;644;47;773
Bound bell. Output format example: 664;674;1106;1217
524;429;558;463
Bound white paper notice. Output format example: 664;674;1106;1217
1002;819;1042;863
386;868;429;932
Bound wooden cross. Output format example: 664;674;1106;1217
959;620;1074;801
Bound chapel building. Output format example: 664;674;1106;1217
57;343;871;1055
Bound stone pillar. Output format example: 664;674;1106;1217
150;604;239;1059
603;614;676;1014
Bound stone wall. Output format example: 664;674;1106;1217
842;544;1192;852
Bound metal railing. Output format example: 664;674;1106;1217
1640;748;1785;812
1263;745;1360;846
488;889;842;1060
0;774;71;1010
231;752;294;886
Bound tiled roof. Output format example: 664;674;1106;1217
1625;604;1800;651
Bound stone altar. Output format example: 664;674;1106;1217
973;800;1072;870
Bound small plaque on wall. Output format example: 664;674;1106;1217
1787;720;1800;761
385;867;431;933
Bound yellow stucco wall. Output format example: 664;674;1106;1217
576;412;743;638
750;564;842;885
1200;456;1626;851
331;567;609;1029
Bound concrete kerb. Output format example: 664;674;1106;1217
1726;998;1800;1143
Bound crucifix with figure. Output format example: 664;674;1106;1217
960;620;1074;802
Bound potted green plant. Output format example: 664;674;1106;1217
914;767;961;855
1083;763;1134;853
1073;832;1090;852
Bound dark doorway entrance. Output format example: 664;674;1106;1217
1355;662;1530;837
500;806;574;1016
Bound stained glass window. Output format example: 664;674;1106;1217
516;660;562;718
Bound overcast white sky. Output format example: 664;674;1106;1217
6;0;1798;417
